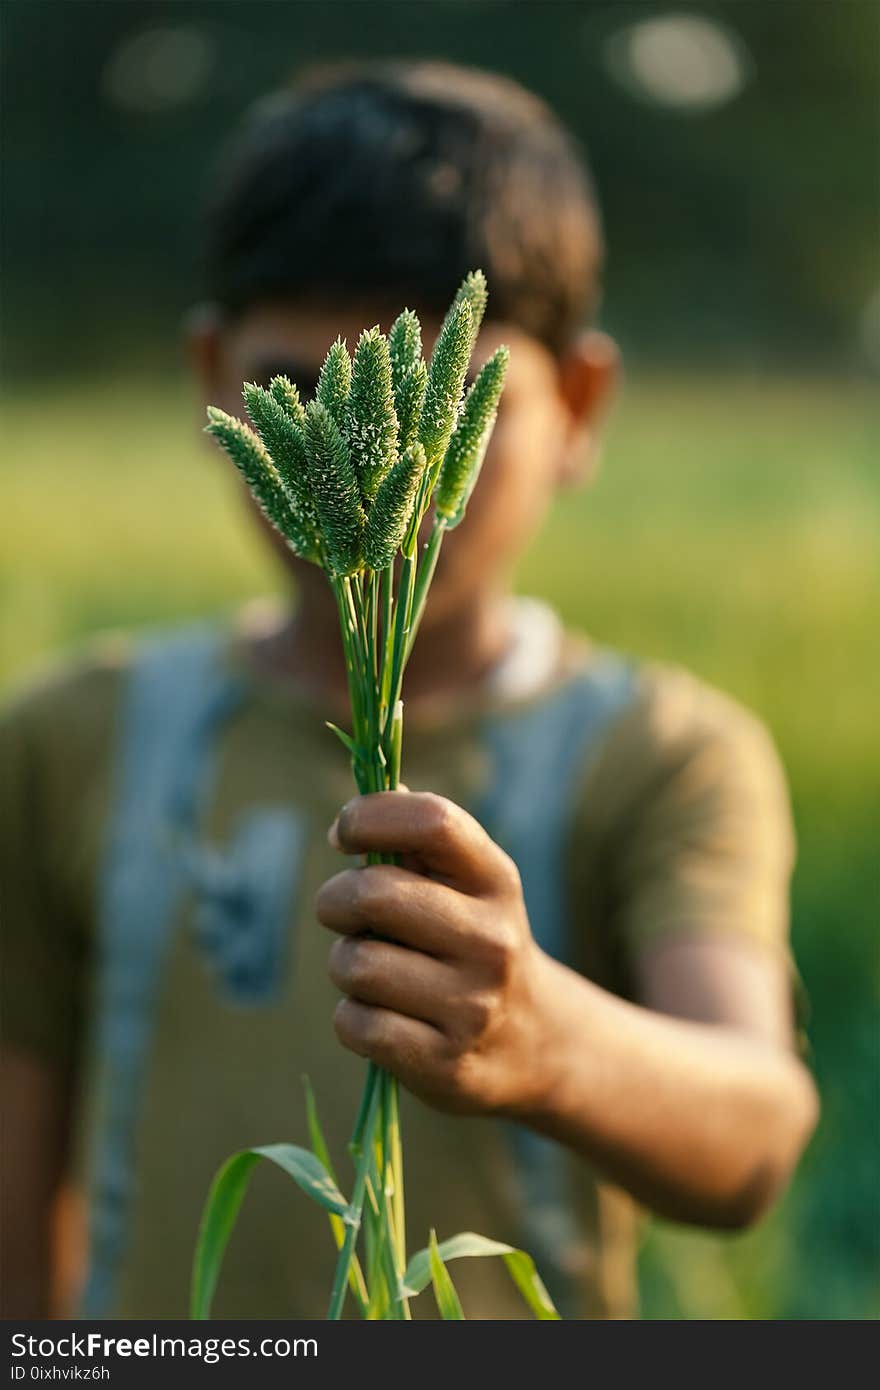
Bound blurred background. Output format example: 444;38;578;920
2;0;878;1318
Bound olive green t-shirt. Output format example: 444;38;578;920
0;599;796;1319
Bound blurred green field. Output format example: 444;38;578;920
2;371;878;1318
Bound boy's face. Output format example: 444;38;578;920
191;301;616;630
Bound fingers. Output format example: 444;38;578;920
333;998;447;1084
328;935;457;1029
317;862;495;958
329;792;519;896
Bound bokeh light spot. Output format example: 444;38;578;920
102;25;216;115
604;12;752;112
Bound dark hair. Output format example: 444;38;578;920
204;60;603;356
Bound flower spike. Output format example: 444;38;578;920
317;338;352;427
364;441;427;571
205;406;317;561
304;401;365;577
346;328;399;505
435;346;509;528
418;298;473;475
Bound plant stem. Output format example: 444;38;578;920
328;1069;381;1319
405;519;446;664
330;533;427;1321
379;1069;410;1318
384;554;416;744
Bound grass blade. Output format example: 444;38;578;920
428;1230;465;1319
401;1230;561;1320
191;1144;350;1318
302;1077;369;1316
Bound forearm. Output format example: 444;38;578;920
1;1048;69;1317
515;951;818;1228
318;793;817;1228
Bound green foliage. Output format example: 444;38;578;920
402;1231;560;1319
364;442;427;571
190;1144;350;1319
316;338;352;426
428;1231;465;1319
304;401;364;577
347;327;399;504
303;1077;369;1314
419;299;474;473
436;346;510;526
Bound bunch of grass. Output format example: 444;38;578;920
192;273;557;1321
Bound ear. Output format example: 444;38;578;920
182;302;227;402
555;330;621;487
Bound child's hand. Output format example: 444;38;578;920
316;791;551;1117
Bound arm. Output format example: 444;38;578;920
316;791;817;1231
0;1048;72;1317
1;683;90;1317
516;934;817;1227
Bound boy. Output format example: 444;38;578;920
0;60;817;1320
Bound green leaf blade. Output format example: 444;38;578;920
302;1077;370;1316
190;1150;260;1320
401;1230;561;1320
501;1250;561;1321
251;1143;350;1216
190;1143;351;1320
402;1231;513;1296
428;1230;466;1319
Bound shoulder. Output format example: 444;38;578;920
0;619;229;781
621;659;785;776
580;655;794;854
1;633;134;762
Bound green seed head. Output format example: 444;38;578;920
346;327;399;505
394;358;428;453
205;406;316;560
241;383;320;560
268;375;307;430
435;345;509;527
364;441;427;571
389;309;422;392
213;270;493;582
304;401;365;576
419;298;473;473
316;338;352;426
389;309;426;451
449;269;488;351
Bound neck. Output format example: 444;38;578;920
244;582;514;714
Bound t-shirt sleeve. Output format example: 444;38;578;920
0;687;85;1069
586;666;796;964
